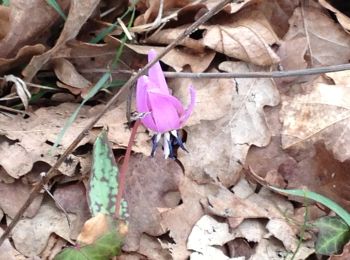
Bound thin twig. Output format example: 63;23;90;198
80;63;350;79
0;0;233;246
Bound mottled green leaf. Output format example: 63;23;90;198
315;216;350;255
54;231;123;260
89;129;118;216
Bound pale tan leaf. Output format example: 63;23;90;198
125;44;215;72
201;9;280;66
280;78;350;161
176;62;279;186
11;202;75;257
278;6;350;72
319;0;350;32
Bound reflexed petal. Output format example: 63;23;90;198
180;85;196;125
148;49;169;95
148;92;182;133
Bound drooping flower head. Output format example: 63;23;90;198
136;49;196;158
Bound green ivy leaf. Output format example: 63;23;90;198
54;231;123;260
89;129;119;216
315;216;350;255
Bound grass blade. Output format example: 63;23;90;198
270;187;350;226
46;0;66;20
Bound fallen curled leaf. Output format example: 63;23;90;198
0;44;46;74
77;213;110;245
23;0;100;81
52;58;92;96
0;0;70;59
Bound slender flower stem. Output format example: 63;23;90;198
115;120;141;219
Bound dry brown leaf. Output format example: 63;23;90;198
257;0;299;37
23;0;100;81
0;6;10;39
169;69;235;125
125;44;215;72
138;234;172;260
176;62;279;186
330;241;350;260
227;239;254;259
187;215;235;258
247;137;350;211
203;0;257;14
52;58;92;96
0;180;43;218
0;0;70;59
134;0;191;26
0;228;26;260
53;182;91;239
159;177;220;259
0;44;46;74
280;75;350;162
278;6;350;73
122;153;183;252
11;201;75;257
77;213;110;245
206;179;293;225
319;0;350;32
201;9;280;66
0;103;93;178
145;25;206;52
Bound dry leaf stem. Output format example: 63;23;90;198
0;0;233;247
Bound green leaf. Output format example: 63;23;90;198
89;129;119;216
269;187;350;226
314;216;350;255
54;231;123;260
1;0;9;6
46;0;66;20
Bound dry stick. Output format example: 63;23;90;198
163;64;350;78
0;0;233;246
80;63;350;79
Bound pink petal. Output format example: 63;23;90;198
136;75;158;131
148;49;169;95
148;92;183;133
180;85;196;125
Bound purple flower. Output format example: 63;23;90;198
136;49;196;158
